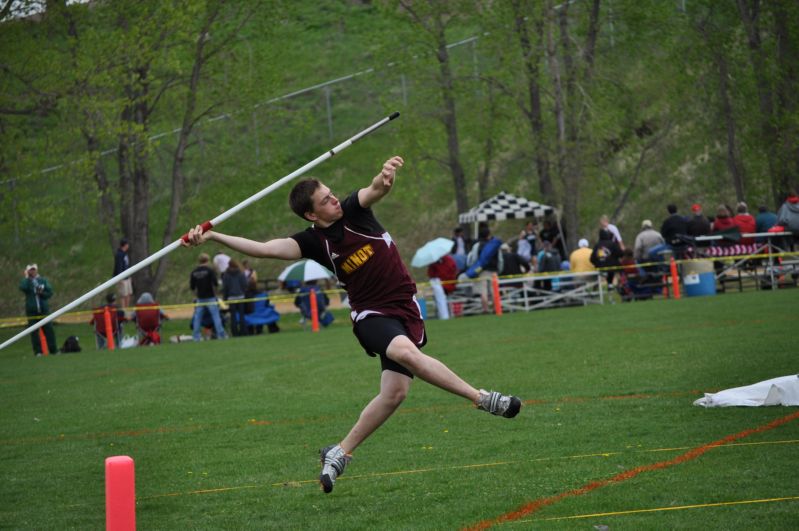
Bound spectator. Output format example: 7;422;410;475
133;292;168;346
294;280;334;327
569;238;595;273
591;228;623;286
516;220;538;266
464;225;502;313
242;259;257;283
222;259;249;337
501;245;531;277
536;240;562;292
19;264;57;355
755;205;777;234
427;254;457;320
776;191;799;231
244;275;264;335
633;219;665;263
113;238;132;311
660;204;688;248
599;214;624;250
539;218;565;258
450;227;469;273
89;293;126;349
712;204;736;232
776;190;799;249
732;202;756;244
686;203;712;237
213;250;231;276
190;253;227;341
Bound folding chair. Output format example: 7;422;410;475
90;305;122;349
135;303;166;346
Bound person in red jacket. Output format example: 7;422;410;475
732;202;756;245
712;205;736;232
427;254;457;320
427;254;457;294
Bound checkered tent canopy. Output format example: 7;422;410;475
458;192;554;223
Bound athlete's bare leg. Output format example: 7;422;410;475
339;369;412;453
385;335;481;402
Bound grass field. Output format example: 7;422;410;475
1;290;798;529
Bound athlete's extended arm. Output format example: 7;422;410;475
358;155;404;209
182;226;301;260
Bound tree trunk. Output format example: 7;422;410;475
84;131;117;250
772;0;799;198
156;4;222;293
435;21;469;217
512;0;554;205
736;0;781;204
716;49;746;202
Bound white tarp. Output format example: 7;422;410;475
693;374;799;407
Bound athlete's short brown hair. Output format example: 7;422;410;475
289;178;321;220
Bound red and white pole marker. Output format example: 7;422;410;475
105;456;136;531
309;288;320;333
0;112;400;352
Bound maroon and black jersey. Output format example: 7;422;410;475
290;191;424;345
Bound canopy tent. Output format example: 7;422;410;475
457;191;566;252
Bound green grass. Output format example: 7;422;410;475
1;290;798;529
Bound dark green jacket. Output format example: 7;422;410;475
19;276;53;316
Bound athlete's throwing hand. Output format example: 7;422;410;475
380;156;404;189
182;225;212;247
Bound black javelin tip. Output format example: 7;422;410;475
389;111;400;120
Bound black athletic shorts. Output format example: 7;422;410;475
353;316;427;378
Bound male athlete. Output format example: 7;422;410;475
183;155;521;493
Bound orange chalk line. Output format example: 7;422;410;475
465;410;799;530
524;495;799;523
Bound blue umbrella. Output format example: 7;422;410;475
411;238;454;268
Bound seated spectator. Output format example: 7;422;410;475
591;229;623;286
599;214;624;250
535;240;562;291
222;259;249;337
294;280;334;327
732;202;756;244
755;205;777;234
633;219;665;263
133;292;168;346
244;287;280;334
712;204;736;232
539;218;565;258
516;220;538;265
660;204;688;254
686;203;712;238
90;293;126;349
569;238;595;274
451;227;470;273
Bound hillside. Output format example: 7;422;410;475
2;1;795;320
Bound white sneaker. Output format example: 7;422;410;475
476;389;522;418
319;444;351;493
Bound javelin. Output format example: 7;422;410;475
0;111;401;352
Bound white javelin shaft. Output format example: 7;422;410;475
0;111;400;351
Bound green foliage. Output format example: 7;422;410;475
1;1;797;317
0;291;797;528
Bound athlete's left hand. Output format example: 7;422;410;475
380;156;404;188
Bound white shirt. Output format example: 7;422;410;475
213;253;231;274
